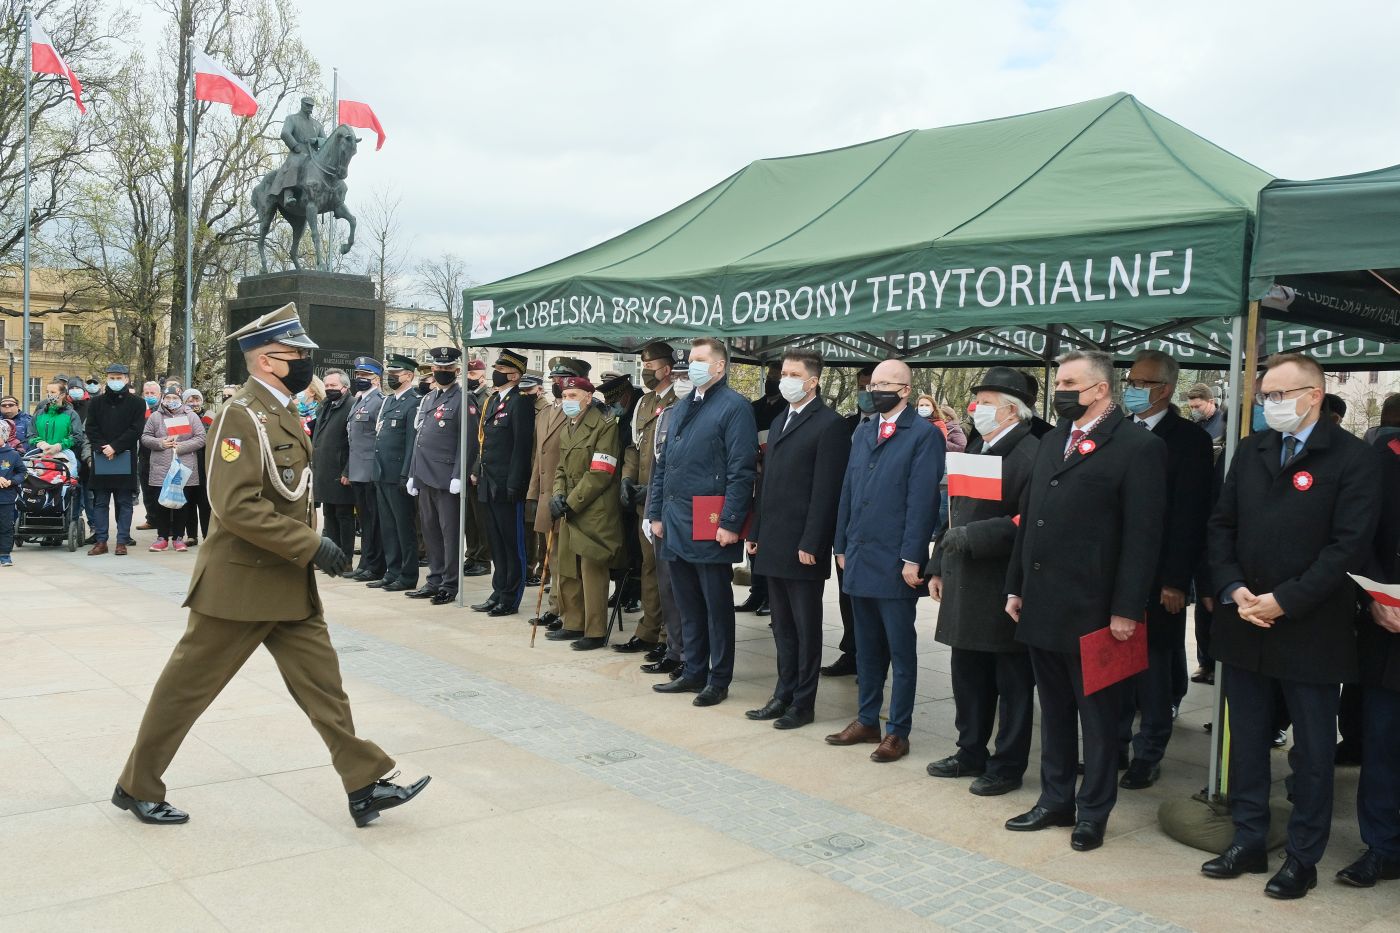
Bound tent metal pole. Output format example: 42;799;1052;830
456;343;470;608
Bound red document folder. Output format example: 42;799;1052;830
691;496;753;540
1079;621;1148;695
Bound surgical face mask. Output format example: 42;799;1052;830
144;395;159;409
491;370;509;388
687;360;713;388
1251;403;1268;432
433;370;455;386
673;378;693;399
1263;395;1309;434
778;376;808;404
1053;388;1089;421
350;377;371;393
69;387;85;401
561;399;582;418
1122;385;1153;415
972;403;1006;436
85;382;99;393
1188;406;1207;422
163;399;181;411
855;389;875;414
107;379;126;393
916;404;934;419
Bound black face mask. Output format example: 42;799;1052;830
325;389;344;403
276;357;314;395
350;377;371;393
764;378;780;398
492;370;510;388
855;390;875;414
1053;389;1089;421
641;369;660;391
416;379;431;395
550;383;563;399
870;390;902;414
467;378;481;390
433;370;455;386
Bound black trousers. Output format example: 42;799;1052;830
1030;646;1126;822
1338;683;1364;755
1193;597;1214;669
767;576;825;713
1359;684;1400;858
484;499;525;609
836;563;856;658
747;572;768;605
146;486;193;541
182;480;209;541
668;559;736;689
351;481;384;577
322;502;356;567
950;647;1035;781
1119;603;1185;765
1225;665;1339;866
375;482;418;587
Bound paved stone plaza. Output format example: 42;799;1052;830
1;545;1396;932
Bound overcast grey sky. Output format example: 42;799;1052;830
264;0;1400;291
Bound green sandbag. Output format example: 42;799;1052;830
1158;796;1292;854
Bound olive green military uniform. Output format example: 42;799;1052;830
554;406;623;637
527;396;568;614
621;385;677;643
118;378;394;801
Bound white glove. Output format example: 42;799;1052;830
406;478;418;497
449;478;462;495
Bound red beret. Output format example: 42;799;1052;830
561;376;595;393
466;359;486;372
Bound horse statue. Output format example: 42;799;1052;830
251;123;360;273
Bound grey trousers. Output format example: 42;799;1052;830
652;536;683;662
417;483;461;595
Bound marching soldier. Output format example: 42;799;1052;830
406;347;465;606
345;356;386;582
370;354;421;593
471;348;534;617
545;376;624;650
528;358;588;629
112;304;429;828
462;359;492;577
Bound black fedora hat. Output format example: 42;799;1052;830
971;366;1034;405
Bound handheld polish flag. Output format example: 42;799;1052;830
945;451;1002;501
337;76;386;150
1348;573;1400;608
163;416;192;438
30;15;86;114
192;50;257;117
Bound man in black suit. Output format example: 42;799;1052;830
746;351;850;730
472;348;535;616
1004;349;1165;852
1204;352;1382;899
737;362;786;617
1116;350;1214;790
823;364;875;678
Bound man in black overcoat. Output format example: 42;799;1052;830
1203;352;1382;899
310;369;356;573
823;364;874;678
472;349;535;615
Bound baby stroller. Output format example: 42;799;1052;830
15;452;85;552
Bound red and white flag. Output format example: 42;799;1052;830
946;451;1002;501
337;77;385;150
1349;573;1400;608
30;15;85;114
164;416;192;437
193;50;257;117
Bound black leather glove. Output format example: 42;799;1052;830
548;494;570;521
620;476;640;508
938;525;969;556
313;536;350;575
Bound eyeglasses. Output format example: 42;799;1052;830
1259;385;1316;404
1124;379;1166;389
869;381;908;391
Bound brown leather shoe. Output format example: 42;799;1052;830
871;734;910;763
825;720;881;746
114;543;128;556
87;542;109;556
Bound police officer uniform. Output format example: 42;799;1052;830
407;347;465;605
346;357;386;581
113;304;428;827
371;354;421;591
473;348;534;615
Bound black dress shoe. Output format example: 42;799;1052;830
1265;855;1317;899
926;754;985;779
546;617;564;631
611;636;659;654
546;628;583;641
969;774;1023;796
1005;806;1076;832
1201;843;1269;878
462;562;490;577
488;604;517;617
470;598;500;612
641;657;679;674
572;636;605;651
643;644;667;662
774;708;814;730
653;677;703;694
351;569;376;582
528;611;560;628
348;773;431;827
1335;849;1400;887
384;581;412;592
693;686;728;707
406;585;437;598
623;600;641;614
821;654;858;677
525;575;541;587
754;603;771;617
338;570;360;579
430;590;456;605
366;578;392;589
1071;820;1106;852
111;784;189;824
1119;759;1161;789
745;697;788;721
734;595;763;613
668;665;686;681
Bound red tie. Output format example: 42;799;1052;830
879;421;896;442
1067;428;1085;460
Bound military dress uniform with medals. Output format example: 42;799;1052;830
406;347;464;605
462;363;493;574
346;356;386;580
113;305;427;827
373;354;422;591
473;348;535;614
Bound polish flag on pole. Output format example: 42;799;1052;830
193;50;257;117
1349;573;1400;608
30;16;85;114
337;77;386;150
946;451;1002;501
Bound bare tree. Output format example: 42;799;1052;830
414;252;472;347
357;187;408;304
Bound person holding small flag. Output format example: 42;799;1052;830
139;385;206;552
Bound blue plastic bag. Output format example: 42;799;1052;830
158;457;192;508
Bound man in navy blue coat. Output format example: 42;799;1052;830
647;337;758;707
826;360;943;763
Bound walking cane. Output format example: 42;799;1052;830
530;521;557;647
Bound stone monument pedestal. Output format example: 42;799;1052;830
226;272;384;383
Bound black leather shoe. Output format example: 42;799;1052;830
774;708;814;730
623;599;641;614
754;603;771;617
1201;843;1270;878
546;616;564;631
111;784;189;824
348;773;431;827
351;569;377;582
470;598;499;612
366;578;392;589
926;754;985;779
546;628;583;641
338;570;360;579
653;677;703;694
668;665;686;681
384;581;412;592
641;657;679;674
611;636;659;654
693;686;728;707
572;636;605;651
1005;806;1076;832
1335;849;1400;888
1070;820;1106;852
488;604;517;617
1119;759;1161;789
1265;855;1317;899
745;698;788;721
406;585;437;598
462;562;490;577
528;611;559;627
734;595;764;613
970;775;1022;796
643;644;667;662
821;654;858;677
525;575;541;587
430;590;456;605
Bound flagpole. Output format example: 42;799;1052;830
21;4;32;409
326;67;337;271
184;45;195;388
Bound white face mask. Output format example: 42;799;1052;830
673;378;693;399
916;405;934;419
778;376;808;404
1263;396;1309;434
972;403;1006;437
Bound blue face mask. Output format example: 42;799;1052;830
561;399;582;418
1122;386;1153;414
687;360;713;388
69;387;85;401
1251;403;1268;432
107;379;125;392
144;396;158;409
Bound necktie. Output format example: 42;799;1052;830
1067;428;1085;460
784;410;796;433
1282;435;1299;467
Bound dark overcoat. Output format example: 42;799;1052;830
751;398;849;581
1142;406;1215;648
1361;431;1400;690
311;395;354;505
84;388;145;491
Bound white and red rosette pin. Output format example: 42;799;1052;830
1292;471;1313;491
1076;438;1096;456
